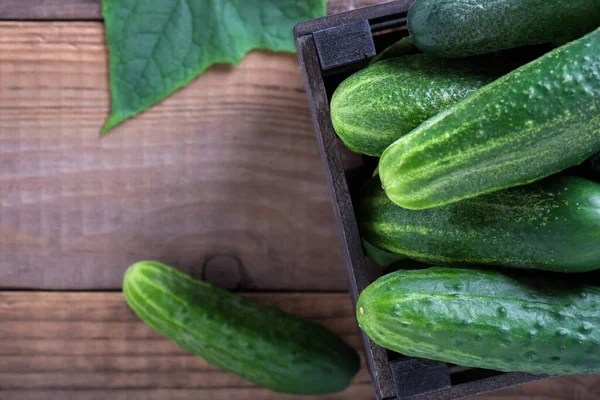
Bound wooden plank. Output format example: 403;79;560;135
0;292;598;400
0;22;364;290
0;292;372;399
0;0;390;20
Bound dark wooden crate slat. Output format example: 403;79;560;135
296;33;396;400
295;0;414;37
423;374;544;400
313;19;376;71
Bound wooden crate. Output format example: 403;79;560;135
293;1;544;399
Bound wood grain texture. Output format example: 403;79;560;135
0;22;363;290
0;0;391;20
0;292;373;400
0;291;597;400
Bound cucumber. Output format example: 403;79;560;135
358;175;600;273
357;267;600;375
408;0;600;57
380;28;600;210
330;54;505;156
123;261;360;395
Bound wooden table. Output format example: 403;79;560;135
0;1;598;398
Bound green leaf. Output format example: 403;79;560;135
101;0;327;134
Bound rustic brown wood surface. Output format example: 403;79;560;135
0;292;371;399
0;0;389;20
0;292;597;400
0;21;367;290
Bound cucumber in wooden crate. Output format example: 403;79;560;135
379;28;600;210
357;267;600;375
330;54;505;156
123;261;360;395
408;0;600;57
358;175;600;273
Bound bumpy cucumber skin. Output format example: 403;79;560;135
358;175;600;273
123;261;360;395
380;28;600;210
357;267;600;375
330;54;501;156
408;0;600;57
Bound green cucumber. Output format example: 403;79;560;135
123;261;360;395
358;175;600;273
330;54;505;156
380;28;600;210
357;267;600;375
408;0;600;57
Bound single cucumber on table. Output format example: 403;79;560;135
380;28;600;210
408;0;600;57
123;261;360;395
357;267;600;375
330;54;506;157
358;175;600;273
